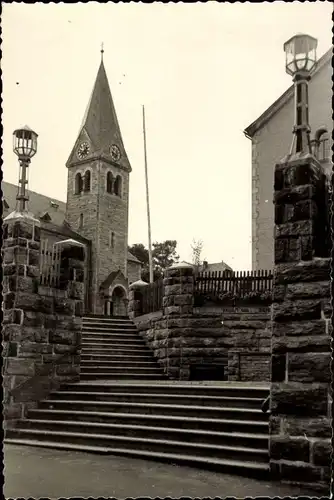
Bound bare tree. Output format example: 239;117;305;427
191;239;204;274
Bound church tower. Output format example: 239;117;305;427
66;53;131;313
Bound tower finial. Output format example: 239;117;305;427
101;42;104;61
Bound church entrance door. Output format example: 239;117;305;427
111;286;127;317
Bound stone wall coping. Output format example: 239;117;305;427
167;261;193;270
129;279;149;289
133;310;163;323
4;210;40;225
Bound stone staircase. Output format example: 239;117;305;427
5;315;270;477
80;316;166;380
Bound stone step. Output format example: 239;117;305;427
80;347;151;355
15;418;269;448
3;438;270;478
80;343;148;351
81;338;145;345
82;332;142;340
64;382;269;400
80;361;162;375
48;391;265;409
22;408;269;433
83;316;130;322
38;399;269;421
82;326;138;332
83;321;134;328
80;354;154;362
79;373;166;380
80;359;158;367
5;427;268;464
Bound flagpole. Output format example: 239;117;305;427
142;105;154;283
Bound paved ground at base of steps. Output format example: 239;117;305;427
4;444;324;498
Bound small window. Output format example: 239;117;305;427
40;212;52;222
106;171;113;194
3;199;9;210
84;170;91;192
114;175;122;197
314;128;331;162
75;173;83;194
79;213;84;229
109;231;115;249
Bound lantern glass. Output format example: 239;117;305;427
284;34;318;77
13;126;38;159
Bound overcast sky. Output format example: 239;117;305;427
2;2;332;270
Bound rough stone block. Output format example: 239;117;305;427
286;281;330;300
280;462;322;483
270;383;328;416
270;436;310;462
272;299;322;322
274;259;330;285
273;319;325;337
14;292;42;312
312;440;332;467
48;329;78;345
18;342;53;357
283;416;331;438
288;353;331;383
269;416;281;435
272;334;330;354
5;358;35;376
54;298;74;315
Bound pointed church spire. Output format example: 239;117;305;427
66;56;131;171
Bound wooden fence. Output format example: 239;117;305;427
39;239;62;288
141;279;164;315
194;269;273;298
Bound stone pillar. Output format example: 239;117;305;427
3;222;85;428
270;153;331;492
163;262;194;380
163;262;194;317
2;212;41;424
128;280;148;319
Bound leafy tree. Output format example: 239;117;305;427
128;240;179;281
152;240;179;276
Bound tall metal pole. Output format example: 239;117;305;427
142;105;154;283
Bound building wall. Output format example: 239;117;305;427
252;60;332;271
127;260;141;285
66;160;129;312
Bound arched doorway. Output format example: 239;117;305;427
111;286;128;317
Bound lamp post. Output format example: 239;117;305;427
13;125;38;212
283;34;318;155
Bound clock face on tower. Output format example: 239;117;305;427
110;144;121;162
77;142;90;160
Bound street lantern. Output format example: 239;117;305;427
13;125;38;159
283;34;318;155
13;125;38;212
284;34;318;77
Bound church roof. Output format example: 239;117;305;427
66;59;131;172
2;181;66;226
2;180;140;265
244;48;332;138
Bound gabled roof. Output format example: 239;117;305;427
66;59;131;172
244;48;332;139
127;252;142;264
2;181;66;226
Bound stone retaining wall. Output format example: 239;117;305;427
131;270;271;381
2;213;85;428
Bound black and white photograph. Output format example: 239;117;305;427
2;1;332;498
